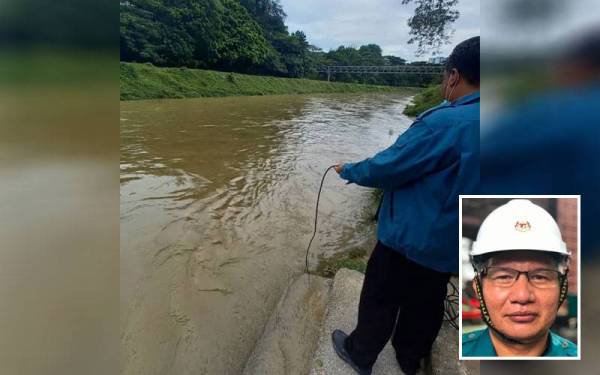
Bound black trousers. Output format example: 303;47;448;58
346;241;450;368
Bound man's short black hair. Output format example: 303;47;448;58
561;27;600;69
445;36;480;85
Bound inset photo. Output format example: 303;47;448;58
459;196;580;359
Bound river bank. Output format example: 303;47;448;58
403;84;443;116
120;62;411;101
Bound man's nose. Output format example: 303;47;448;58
509;273;535;304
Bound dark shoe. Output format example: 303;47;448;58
398;357;421;375
331;329;373;375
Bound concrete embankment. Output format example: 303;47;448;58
242;274;331;375
120;62;404;101
244;268;480;375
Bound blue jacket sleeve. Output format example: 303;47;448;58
339;121;457;190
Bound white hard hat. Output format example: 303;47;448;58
471;199;569;257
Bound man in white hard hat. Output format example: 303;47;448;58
462;199;577;357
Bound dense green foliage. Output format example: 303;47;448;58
403;84;443;116
121;62;404;100
239;0;312;76
120;0;315;77
120;0;279;73
120;0;443;87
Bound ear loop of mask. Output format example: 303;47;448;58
444;72;459;101
474;270;571;348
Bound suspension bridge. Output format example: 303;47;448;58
317;65;444;81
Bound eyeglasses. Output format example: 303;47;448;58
481;267;563;289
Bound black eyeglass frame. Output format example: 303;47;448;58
479;266;565;288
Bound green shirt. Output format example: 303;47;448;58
462;328;578;357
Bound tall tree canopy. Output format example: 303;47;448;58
120;0;319;76
120;0;280;72
239;0;287;36
401;0;459;56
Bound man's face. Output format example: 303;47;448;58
477;251;560;342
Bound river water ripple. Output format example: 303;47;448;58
120;92;415;374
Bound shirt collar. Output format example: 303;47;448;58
485;329;561;357
477;328;498;356
544;331;572;356
415;90;480;121
453;91;480;106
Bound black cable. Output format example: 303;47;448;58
305;166;461;331
305;165;337;285
444;279;459;330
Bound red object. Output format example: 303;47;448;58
462;310;481;320
462;296;481;320
466;297;480;309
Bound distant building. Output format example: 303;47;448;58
428;56;447;65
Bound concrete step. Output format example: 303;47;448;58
242;273;332;375
308;268;479;375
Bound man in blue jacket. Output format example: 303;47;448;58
330;37;480;375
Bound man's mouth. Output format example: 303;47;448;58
505;312;538;323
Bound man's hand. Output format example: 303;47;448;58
334;164;344;174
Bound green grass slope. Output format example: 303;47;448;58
403;84;443;117
121;62;402;100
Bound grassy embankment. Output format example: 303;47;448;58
120;62;403;100
403;84;443;116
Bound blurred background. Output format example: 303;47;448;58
461;197;579;344
0;1;119;374
480;0;599;372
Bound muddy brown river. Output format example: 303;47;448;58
120;92;415;374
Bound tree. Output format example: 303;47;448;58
384;55;407;65
358;44;385;66
239;0;287;36
401;0;459;56
269;30;310;77
120;0;278;72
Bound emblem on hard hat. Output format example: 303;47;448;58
514;220;531;232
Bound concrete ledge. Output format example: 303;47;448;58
309;268;478;375
242;273;332;375
428;321;478;375
309;268;401;375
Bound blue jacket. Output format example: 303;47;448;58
340;92;479;273
462;328;578;357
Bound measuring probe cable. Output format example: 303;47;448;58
305;165;337;286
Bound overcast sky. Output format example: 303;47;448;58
279;0;480;62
